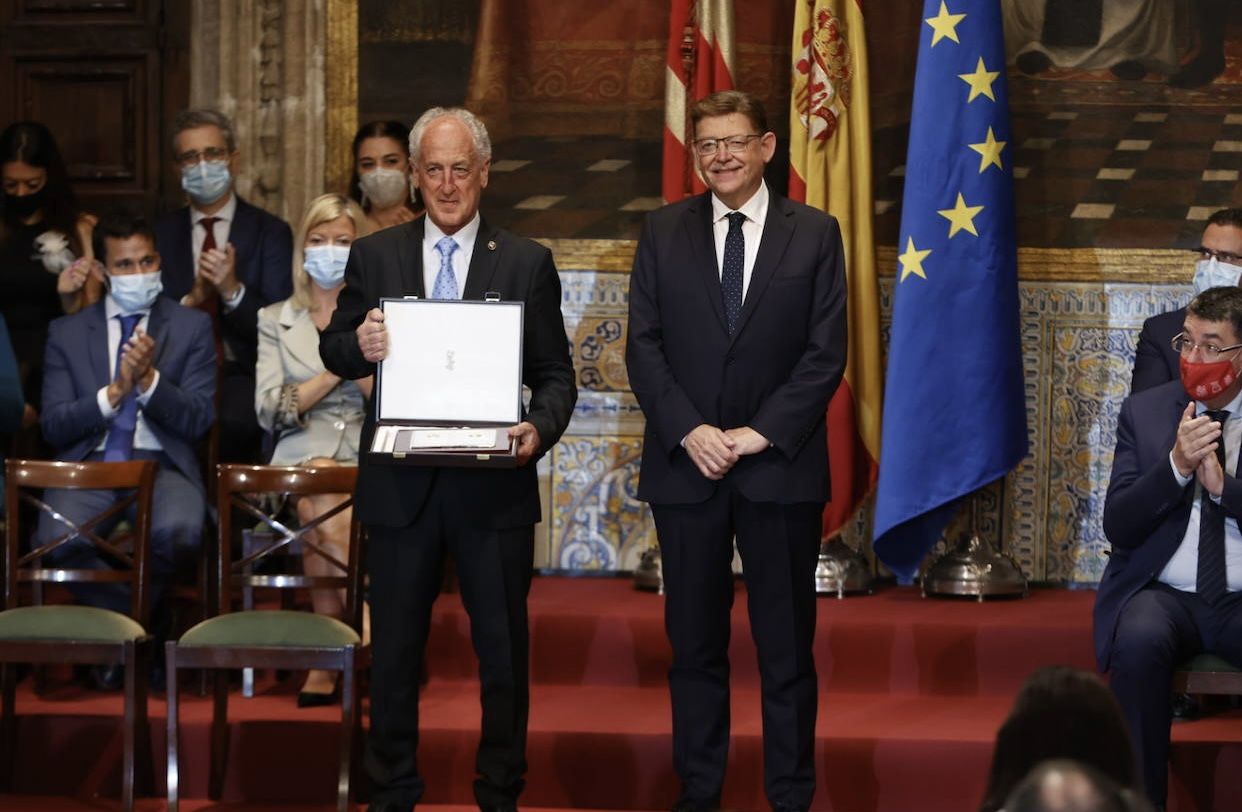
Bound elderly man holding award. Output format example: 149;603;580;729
319;106;577;812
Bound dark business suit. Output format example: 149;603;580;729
36;295;216;612
1130;307;1183;393
1095;379;1242;804
625;190;846;808
154;196;293;462
320;216;575;808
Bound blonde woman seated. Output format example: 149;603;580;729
255;193;372;706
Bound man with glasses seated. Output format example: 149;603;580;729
154;109;292;464
1132;208;1242;393
1096;285;1242;811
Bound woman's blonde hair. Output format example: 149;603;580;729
291;193;372;310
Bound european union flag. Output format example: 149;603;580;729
872;0;1029;582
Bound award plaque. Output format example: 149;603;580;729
370;297;524;468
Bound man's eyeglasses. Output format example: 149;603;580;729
1172;332;1242;362
175;147;231;167
1192;247;1242;265
693;134;762;157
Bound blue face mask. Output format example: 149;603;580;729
1193;257;1242;295
180;160;232;206
108;271;164;314
303;244;350;289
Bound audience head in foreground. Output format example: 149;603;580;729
1003;760;1154;812
979;666;1138;812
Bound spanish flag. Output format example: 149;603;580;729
663;0;735;203
789;0;883;537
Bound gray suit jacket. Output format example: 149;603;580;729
256;298;365;466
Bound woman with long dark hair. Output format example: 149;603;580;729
0;121;99;436
347;120;420;231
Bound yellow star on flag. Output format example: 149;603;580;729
958;57;1000;102
937;193;985;238
925;1;966;47
898;236;932;282
968;127;1006;173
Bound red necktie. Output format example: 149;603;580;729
198;217;224;365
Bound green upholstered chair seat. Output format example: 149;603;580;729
179;610;360;648
0;604;146;642
1182;654;1242;672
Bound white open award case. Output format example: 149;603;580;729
369;296;524;468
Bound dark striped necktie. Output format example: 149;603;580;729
1198;409;1231;605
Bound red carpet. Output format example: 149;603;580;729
2;577;1239;811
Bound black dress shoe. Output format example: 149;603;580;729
90;664;125;692
366;804;412;812
479;806;517;812
297;686;339;708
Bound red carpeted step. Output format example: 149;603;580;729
428;579;1097;696
3;578;1237;811
8;678;1242;811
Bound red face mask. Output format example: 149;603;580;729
1180;355;1239;401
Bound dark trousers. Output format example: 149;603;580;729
218;368;262;464
365;481;534;809
33;451;204;615
652;485;822;808
1109;581;1242;805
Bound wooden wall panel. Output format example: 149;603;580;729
0;0;185;215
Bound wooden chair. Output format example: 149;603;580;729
0;459;158;811
164;463;367;812
1172;654;1242;696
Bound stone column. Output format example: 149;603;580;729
189;0;328;225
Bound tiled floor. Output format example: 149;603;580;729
871;104;1242;250
485;104;1242;250
484;135;662;241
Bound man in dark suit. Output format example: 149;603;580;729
154;109;292;463
625;90;846;812
1131;209;1242;393
35;210;216;616
1097;285;1242;809
320;107;576;812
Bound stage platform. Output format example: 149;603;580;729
2;576;1239;811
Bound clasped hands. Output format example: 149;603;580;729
355;307;543;466
106;329;156;407
1173;402;1228;497
684;424;770;481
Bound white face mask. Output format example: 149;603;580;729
108;270;164;314
1193;257;1242;294
359;167;408;210
303;244;350;289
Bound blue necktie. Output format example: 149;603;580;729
432;236;460;300
1198;409;1231;604
721;212;746;334
102;313;142;462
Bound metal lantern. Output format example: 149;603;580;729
815;536;874;598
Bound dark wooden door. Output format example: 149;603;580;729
0;0;189;216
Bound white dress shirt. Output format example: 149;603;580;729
94;296;163;452
422;214;480;299
190;193;245;312
710;181;769;300
1161;387;1242;593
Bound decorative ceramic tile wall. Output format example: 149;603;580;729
537;239;1194;585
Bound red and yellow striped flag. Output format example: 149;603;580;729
789;0;883;537
662;0;735;203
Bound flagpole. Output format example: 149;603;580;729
921;477;1028;601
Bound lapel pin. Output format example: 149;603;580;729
487;240;497;251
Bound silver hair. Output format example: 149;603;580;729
408;107;492;165
171;109;237;153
